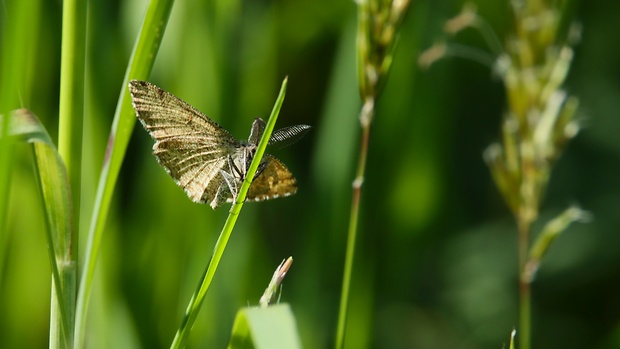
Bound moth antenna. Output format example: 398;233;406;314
268;124;311;148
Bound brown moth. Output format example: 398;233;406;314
128;80;309;209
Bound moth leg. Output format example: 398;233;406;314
228;154;244;180
220;169;239;203
253;160;268;180
242;147;252;180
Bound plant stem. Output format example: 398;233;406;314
336;98;374;349
169;208;241;349
518;217;531;349
74;1;174;347
58;0;86;241
170;78;287;349
335;0;409;345
54;0;87;345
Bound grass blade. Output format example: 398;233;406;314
7;109;74;349
57;0;87;266
170;77;288;349
74;0;175;347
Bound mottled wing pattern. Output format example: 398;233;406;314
244;155;297;202
128;80;240;205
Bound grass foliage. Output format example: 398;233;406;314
2;0;620;349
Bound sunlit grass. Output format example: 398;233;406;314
1;0;618;348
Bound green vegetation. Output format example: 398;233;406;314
2;0;620;348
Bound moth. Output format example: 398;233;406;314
128;80;310;209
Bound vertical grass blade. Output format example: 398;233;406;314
57;0;87;260
74;0;175;347
52;0;87;346
7;109;73;349
170;78;287;349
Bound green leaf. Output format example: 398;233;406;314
6;109;74;348
228;304;302;349
74;0;175;346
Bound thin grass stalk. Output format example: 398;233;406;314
58;0;86;238
336;0;410;347
53;0;87;346
74;1;175;347
517;218;531;349
493;3;578;348
335;6;372;346
335;99;373;349
170;78;287;349
420;3;581;348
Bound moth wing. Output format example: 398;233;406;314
129;80;239;205
246;155;297;202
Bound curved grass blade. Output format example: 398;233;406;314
170;77;288;349
6;109;73;348
74;0;175;347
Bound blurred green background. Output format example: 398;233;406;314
2;0;620;348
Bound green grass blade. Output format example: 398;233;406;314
228;304;302;349
7;109;74;349
170;77;288;349
57;0;87;265
74;0;175;347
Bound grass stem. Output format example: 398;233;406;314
53;0;87;345
336;99;373;349
518;217;531;349
170;78;287;348
73;1;175;347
